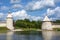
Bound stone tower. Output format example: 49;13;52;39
42;16;52;30
6;12;14;30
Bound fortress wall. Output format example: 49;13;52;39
0;23;6;27
52;25;60;28
42;22;52;30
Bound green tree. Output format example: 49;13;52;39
15;19;42;29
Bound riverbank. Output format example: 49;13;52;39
0;27;60;32
0;27;41;32
13;28;60;31
0;27;9;33
13;28;41;31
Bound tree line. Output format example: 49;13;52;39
14;19;60;29
14;19;42;29
53;20;60;23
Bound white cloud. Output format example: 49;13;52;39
0;13;4;18
12;4;22;9
46;7;60;16
12;10;42;21
26;0;55;10
54;0;60;2
31;16;43;21
0;6;9;10
10;0;21;3
12;10;31;20
46;8;55;16
45;7;60;20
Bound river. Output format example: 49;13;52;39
0;31;60;40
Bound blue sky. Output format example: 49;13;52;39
0;0;60;21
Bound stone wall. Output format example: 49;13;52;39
0;23;6;27
52;25;60;28
42;21;52;30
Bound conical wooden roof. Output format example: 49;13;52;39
43;16;50;21
7;12;12;18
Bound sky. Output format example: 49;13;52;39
0;0;60;21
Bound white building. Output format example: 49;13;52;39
42;16;60;30
0;12;14;30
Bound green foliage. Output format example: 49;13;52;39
14;19;42;29
0;27;9;33
53;20;60;23
53;28;60;31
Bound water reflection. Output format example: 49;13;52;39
42;31;60;40
6;31;14;40
6;31;42;40
42;31;54;40
13;31;42;40
0;31;60;40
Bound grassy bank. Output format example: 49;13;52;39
0;27;9;33
53;28;60;31
15;27;41;31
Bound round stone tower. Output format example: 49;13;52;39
42;16;52;30
6;12;14;30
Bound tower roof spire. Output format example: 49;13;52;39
43;16;50;21
7;11;12;18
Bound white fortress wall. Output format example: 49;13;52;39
42;16;53;30
6;12;14;30
52;25;60;28
0;12;14;31
42;22;52;30
6;18;14;30
42;16;60;30
0;23;6;27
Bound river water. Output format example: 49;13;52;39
0;31;60;40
